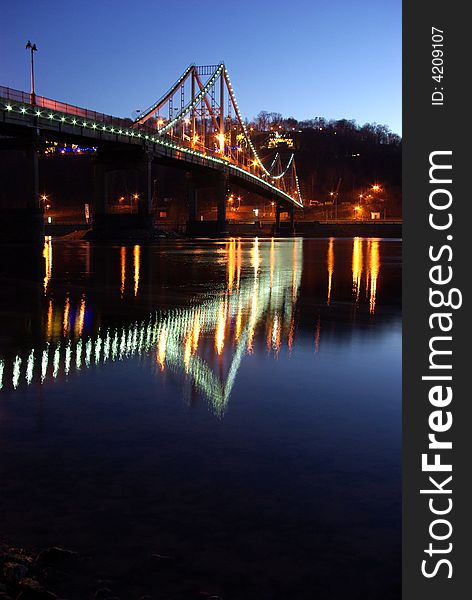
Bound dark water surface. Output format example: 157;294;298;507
0;238;401;599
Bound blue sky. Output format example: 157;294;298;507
0;0;401;133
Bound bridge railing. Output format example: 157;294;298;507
0;85;134;130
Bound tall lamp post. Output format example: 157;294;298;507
25;40;38;105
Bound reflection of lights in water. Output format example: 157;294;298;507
0;359;4;390
75;296;86;337
46;299;53;339
119;332;126;359
215;301;226;355
120;246;126;296
327;238;334;305
157;327;167;370
63;295;70;336
352;237;363;302
13;356;21;389
53;343;60;378
134;245;140;296
76;340;82;370
43;236;52;294
236;238;242;289
368;240;380;314
41;346;49;382
288;317;295;353
270;237;275;289
104;332;111;361
251;237;260;276
26;350;34;385
314;316;321;353
95;336;102;364
227;238;236;292
1;241;303;416
192;311;200;352
292;238;298;300
85;339;92;367
65;342;71;375
247;278;259;353
111;332;118;361
235;303;242;341
184;333;192;371
272;313;281;353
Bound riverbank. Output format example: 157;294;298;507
45;220;402;240
1;540;214;600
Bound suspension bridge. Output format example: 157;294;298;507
0;63;303;241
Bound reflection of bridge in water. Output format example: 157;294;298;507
0;238;302;415
0;237;390;413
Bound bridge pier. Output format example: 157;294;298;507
289;204;295;231
186;170;229;236
216;172;228;234
186;172;198;225
90;149;154;240
0;134;44;244
274;202;295;235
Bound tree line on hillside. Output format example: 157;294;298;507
244;112;401;214
248;111;401;147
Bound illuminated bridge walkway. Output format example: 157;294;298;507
0;239;302;415
0;64;303;239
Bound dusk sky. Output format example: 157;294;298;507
0;0;401;133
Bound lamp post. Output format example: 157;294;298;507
25;40;38;105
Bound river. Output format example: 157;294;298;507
0;237;401;599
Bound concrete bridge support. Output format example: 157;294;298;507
274;202;295;235
0;134;44;244
186;172;198;225
216;171;228;233
186;170;229;236
91;149;154;240
275;203;281;230
289;204;295;231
